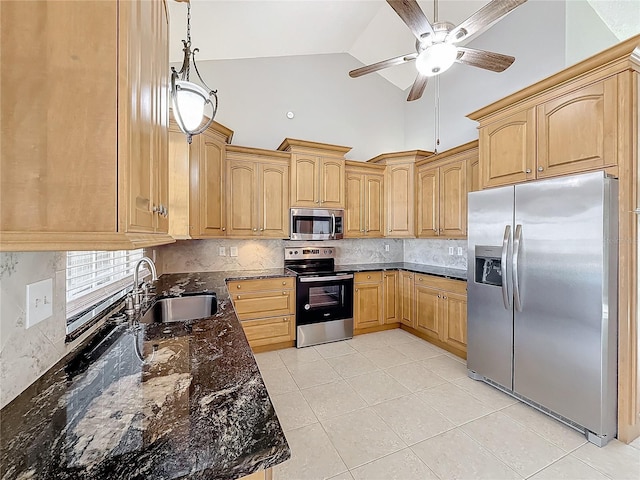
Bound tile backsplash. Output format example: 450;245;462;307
403;238;468;270
0;252;67;408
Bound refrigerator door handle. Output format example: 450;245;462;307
501;225;512;310
513;224;523;312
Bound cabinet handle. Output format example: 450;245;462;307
315;200;320;204
237;295;241;299
253;228;257;231
237;285;241;289
525;169;532;174
282;281;287;285
282;318;288;322
419;277;423;281
222;227;226;231
437;294;441;298
537;166;544;172
443;296;447;299
367;275;371;279
260;228;264;231
355;288;359;292
282;291;287;295
152;205;159;213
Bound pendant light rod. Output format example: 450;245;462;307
170;1;219;144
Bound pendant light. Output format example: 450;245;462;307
171;1;218;144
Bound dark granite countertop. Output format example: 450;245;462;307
333;262;467;281
0;270;292;480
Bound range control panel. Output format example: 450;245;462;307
284;246;335;260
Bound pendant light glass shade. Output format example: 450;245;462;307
416;43;457;76
172;80;209;132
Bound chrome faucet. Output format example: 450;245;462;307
132;256;158;311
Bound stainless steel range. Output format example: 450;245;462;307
284;247;354;348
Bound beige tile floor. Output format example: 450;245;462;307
255;329;640;480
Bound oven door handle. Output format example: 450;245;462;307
299;274;353;283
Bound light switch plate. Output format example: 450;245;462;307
218;247;226;256
26;278;53;328
230;247;238;257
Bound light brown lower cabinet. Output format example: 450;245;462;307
239;468;273;480
412;275;467;357
383;270;399;324
399;270;415;327
354;271;384;330
227;277;296;351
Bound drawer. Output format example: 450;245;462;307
232;290;295;320
227;277;294;293
354;271;383;283
414;274;467;294
242;316;295;347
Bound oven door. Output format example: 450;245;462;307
296;274;353;325
290;208;344;240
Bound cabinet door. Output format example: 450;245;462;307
122;0;157;233
291;155;319;207
537;77;617;178
259;163;289;237
399;271;414;327
469;158;480;193
232;290;295;320
416;167;439;238
320;158;345;208
153;0;169;233
364;174;384;237
480;108;535;188
442;292;467;353
383;271;399;324
192;128;226;237
227;160;257;236
387;164;415;237
414;284;442;342
354;282;383;329
439;159;467;238
345;173;364;237
168;128;190;239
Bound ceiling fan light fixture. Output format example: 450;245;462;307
415;42;457;76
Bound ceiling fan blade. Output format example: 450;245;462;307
349;53;418;78
448;0;527;43
407;74;428;102
455;47;515;72
387;0;434;40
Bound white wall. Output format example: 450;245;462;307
403;0;568;152
565;0;620;66
189;53;406;160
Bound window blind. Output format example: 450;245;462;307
66;249;147;321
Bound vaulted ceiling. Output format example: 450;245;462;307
168;0;637;91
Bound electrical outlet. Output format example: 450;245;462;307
26;278;53;328
384;244;390;252
448;246;454;255
230;246;238;257
218;246;226;256
457;247;464;256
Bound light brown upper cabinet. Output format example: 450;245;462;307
277;138;350;209
368;150;433;238
470;72;621;190
345;162;385;238
226;147;290;238
1;0;174;250
168;118;233;239
415;141;476;239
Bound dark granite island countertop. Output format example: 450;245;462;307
0;270;293;480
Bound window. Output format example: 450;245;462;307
66;249;147;334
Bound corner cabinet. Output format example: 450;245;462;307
0;0;174;250
226;147;290;238
415;141;476;239
368;150;433;238
277;138;350;209
168;118;233;239
345;162;385;238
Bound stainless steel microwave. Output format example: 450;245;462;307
290;208;344;240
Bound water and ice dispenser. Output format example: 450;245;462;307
474;246;503;286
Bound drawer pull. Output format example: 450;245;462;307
437;294;441;298
283;291;287;295
282;281;286;285
237;295;241;299
367;275;371;279
283;318;288;322
443;296;447;299
237;285;241;289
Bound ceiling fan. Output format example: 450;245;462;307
349;0;527;101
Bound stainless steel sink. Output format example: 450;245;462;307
141;294;217;324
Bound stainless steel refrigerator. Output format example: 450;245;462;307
467;171;618;446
